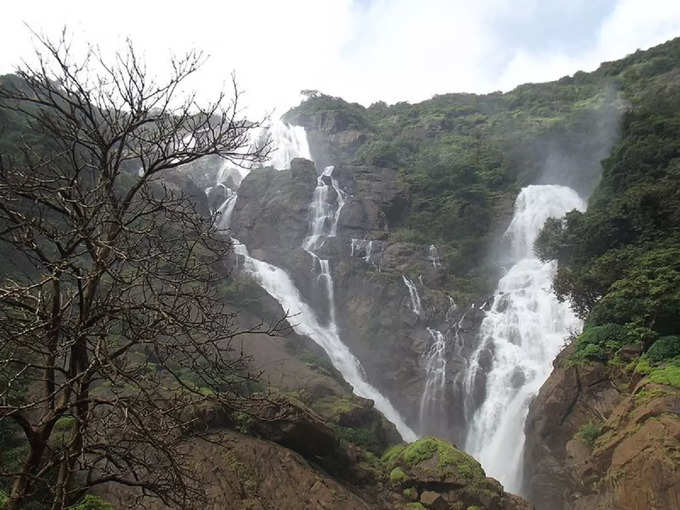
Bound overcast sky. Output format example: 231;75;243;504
3;1;680;118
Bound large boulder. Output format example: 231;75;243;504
383;437;532;510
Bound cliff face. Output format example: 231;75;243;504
523;344;680;510
228;148;486;444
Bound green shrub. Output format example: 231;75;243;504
390;467;407;484
571;323;628;362
332;425;382;454
648;360;680;388
402;487;417;499
232;411;255;434
578;421;603;448
634;356;653;375
647;336;680;362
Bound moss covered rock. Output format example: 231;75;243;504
382;436;485;486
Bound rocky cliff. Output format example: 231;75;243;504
98;399;532;510
524;344;680;510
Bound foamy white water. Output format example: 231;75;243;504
464;185;586;492
218;126;416;441
418;327;448;433
402;275;422;316
215;119;312;188
234;242;416;441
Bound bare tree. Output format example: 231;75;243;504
0;31;277;509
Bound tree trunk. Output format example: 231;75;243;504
6;439;47;510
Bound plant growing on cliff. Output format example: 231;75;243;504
577;421;603;448
0;32;280;509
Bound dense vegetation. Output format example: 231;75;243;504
534;38;680;369
287;53;622;299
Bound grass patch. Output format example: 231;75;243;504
648;360;680;388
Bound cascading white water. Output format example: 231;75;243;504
234;241;416;441
350;239;385;269
215;119;312;188
216;188;238;229
214;127;417;441
418;327;448;431
303;166;345;252
464;184;586;493
230;160;417;440
428;244;441;269
259;121;312;171
402;275;422;316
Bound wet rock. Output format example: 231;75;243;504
509;367;526;388
420;490;447;510
249;396;339;461
616;343;643;362
231;159;317;257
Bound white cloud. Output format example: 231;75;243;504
1;0;680;117
497;0;680;89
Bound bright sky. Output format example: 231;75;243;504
3;1;680;118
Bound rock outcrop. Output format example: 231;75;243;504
523;344;680;510
99;400;532;510
228;154;487;444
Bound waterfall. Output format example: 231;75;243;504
464;184;586;493
303;166;345;252
216;126;417;441
215;119;312;189
350;239;385;269
428;244;441;269
260;121;311;171
298;164;416;440
234;241;416;441
402;275;422;316
216;188;238;229
418;327;448;432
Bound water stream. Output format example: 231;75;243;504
215;123;416;441
418;327;448;433
402;275;422;316
464;184;586;492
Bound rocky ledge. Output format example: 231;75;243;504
523;343;680;510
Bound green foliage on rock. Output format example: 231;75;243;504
578;421;603;448
646;336;680;362
647;359;680;388
332;425;384;454
382;437;485;483
285;42;632;298
570;323;629;362
390;467;408;484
